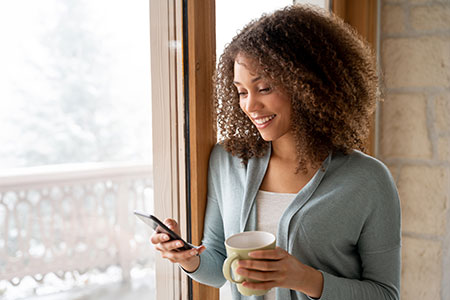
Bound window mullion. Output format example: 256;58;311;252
150;0;185;299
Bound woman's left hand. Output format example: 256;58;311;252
236;246;323;298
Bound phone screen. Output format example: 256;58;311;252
134;211;194;251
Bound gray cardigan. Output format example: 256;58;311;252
186;144;401;300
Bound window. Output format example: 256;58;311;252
0;1;182;299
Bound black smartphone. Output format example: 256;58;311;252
134;210;196;251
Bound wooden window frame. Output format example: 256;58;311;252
185;0;218;299
150;0;188;299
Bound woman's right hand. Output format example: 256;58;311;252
150;218;206;272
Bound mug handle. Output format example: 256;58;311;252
222;253;244;283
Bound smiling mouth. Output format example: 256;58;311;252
253;114;276;126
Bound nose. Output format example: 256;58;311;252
243;92;263;113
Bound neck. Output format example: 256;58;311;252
271;133;298;162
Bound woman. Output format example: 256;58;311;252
151;5;401;300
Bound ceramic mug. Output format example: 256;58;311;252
222;231;276;296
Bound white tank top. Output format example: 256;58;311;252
256;190;296;300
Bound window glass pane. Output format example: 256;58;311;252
0;0;152;169
216;0;292;61
0;1;155;299
294;0;329;9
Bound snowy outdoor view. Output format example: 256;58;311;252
0;0;154;299
0;0;152;170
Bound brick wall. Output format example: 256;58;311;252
380;0;450;299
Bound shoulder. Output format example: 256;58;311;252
207;143;250;200
332;150;394;184
209;143;242;167
208;143;247;179
209;143;229;160
328;150;399;204
208;142;270;181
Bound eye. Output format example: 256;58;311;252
237;91;248;98
259;87;271;93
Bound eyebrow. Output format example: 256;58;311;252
233;76;262;85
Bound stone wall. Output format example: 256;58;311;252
380;0;450;299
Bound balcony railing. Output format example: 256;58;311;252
0;162;155;299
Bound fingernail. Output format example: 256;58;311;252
190;250;197;256
163;235;169;241
177;242;183;247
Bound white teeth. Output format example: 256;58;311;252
254;115;275;125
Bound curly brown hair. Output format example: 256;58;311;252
214;5;378;172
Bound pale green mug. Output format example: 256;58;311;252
222;231;276;296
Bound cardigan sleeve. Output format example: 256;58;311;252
307;156;401;300
183;145;228;288
184;196;228;288
310;247;400;300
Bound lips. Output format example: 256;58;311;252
252;114;276;128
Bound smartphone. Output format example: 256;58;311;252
134;210;196;251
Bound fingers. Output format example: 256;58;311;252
148;218;205;265
242;280;277;291
236;247;289;287
248;247;287;260
161;247;200;263
163;218;180;233
197;245;206;254
238;259;279;271
155;242;205;264
149;218;179;245
150;232;171;245
155;239;186;252
236;267;279;282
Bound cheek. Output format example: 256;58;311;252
280;97;292;114
285;104;292;119
276;100;292;125
273;99;290;114
239;99;246;112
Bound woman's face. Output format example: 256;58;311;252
233;54;292;142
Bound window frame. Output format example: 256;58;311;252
150;0;189;299
185;0;218;299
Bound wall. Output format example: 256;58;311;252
380;0;450;299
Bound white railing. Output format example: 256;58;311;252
0;162;155;298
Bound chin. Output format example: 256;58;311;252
259;133;276;142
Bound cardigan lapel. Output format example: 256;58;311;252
238;147;271;300
240;145;271;232
276;152;332;300
276;152;332;249
238;148;331;300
